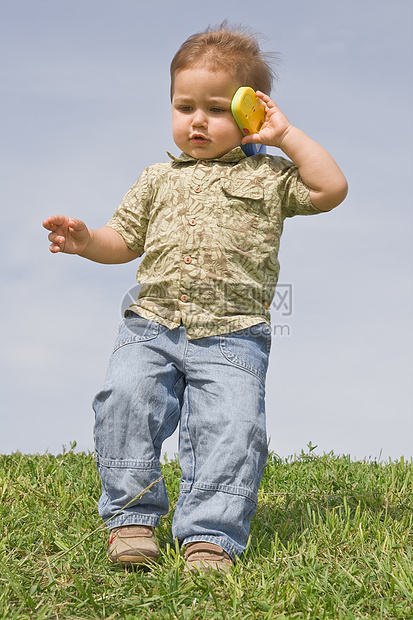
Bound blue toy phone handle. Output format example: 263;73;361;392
241;143;266;156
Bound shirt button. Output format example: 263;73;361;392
183;256;192;264
188;218;197;226
180;294;189;302
194;185;201;193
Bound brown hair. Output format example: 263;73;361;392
170;23;276;99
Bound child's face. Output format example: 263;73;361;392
171;67;242;159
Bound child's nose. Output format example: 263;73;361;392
192;109;207;127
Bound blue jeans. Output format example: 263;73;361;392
93;313;270;560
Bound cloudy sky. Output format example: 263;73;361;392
1;0;412;461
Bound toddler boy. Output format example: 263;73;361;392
43;24;347;572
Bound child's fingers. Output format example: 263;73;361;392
48;231;65;244
43;214;67;230
255;91;276;107
241;133;261;145
47;232;67;254
43;218;56;232
48;233;65;252
68;218;82;229
67;218;87;235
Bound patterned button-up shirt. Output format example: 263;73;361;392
107;146;321;339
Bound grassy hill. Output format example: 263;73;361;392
1;446;413;619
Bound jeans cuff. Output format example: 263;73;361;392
105;514;160;530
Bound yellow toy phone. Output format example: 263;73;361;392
231;86;265;135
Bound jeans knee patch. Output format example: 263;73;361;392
96;453;160;470
96;454;164;504
95;453;168;525
194;482;258;505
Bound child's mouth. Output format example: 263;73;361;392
191;134;208;145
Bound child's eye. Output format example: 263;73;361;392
210;107;225;114
178;106;192;113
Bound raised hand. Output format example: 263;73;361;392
43;215;91;255
241;91;348;211
241;91;291;149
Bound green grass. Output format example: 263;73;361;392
1;444;413;619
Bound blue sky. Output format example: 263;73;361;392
1;0;412;460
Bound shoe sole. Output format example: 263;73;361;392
185;560;232;574
108;551;159;566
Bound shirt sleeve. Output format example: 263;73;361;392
106;168;151;256
273;157;322;218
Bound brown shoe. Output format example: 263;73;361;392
184;542;233;573
107;525;160;566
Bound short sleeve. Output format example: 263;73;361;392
106;168;151;256
274;157;322;219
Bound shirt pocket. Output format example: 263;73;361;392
218;178;266;252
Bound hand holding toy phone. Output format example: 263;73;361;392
232;87;266;156
231;87;265;136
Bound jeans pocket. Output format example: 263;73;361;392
113;313;160;353
219;324;270;384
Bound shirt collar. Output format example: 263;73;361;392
167;146;247;165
